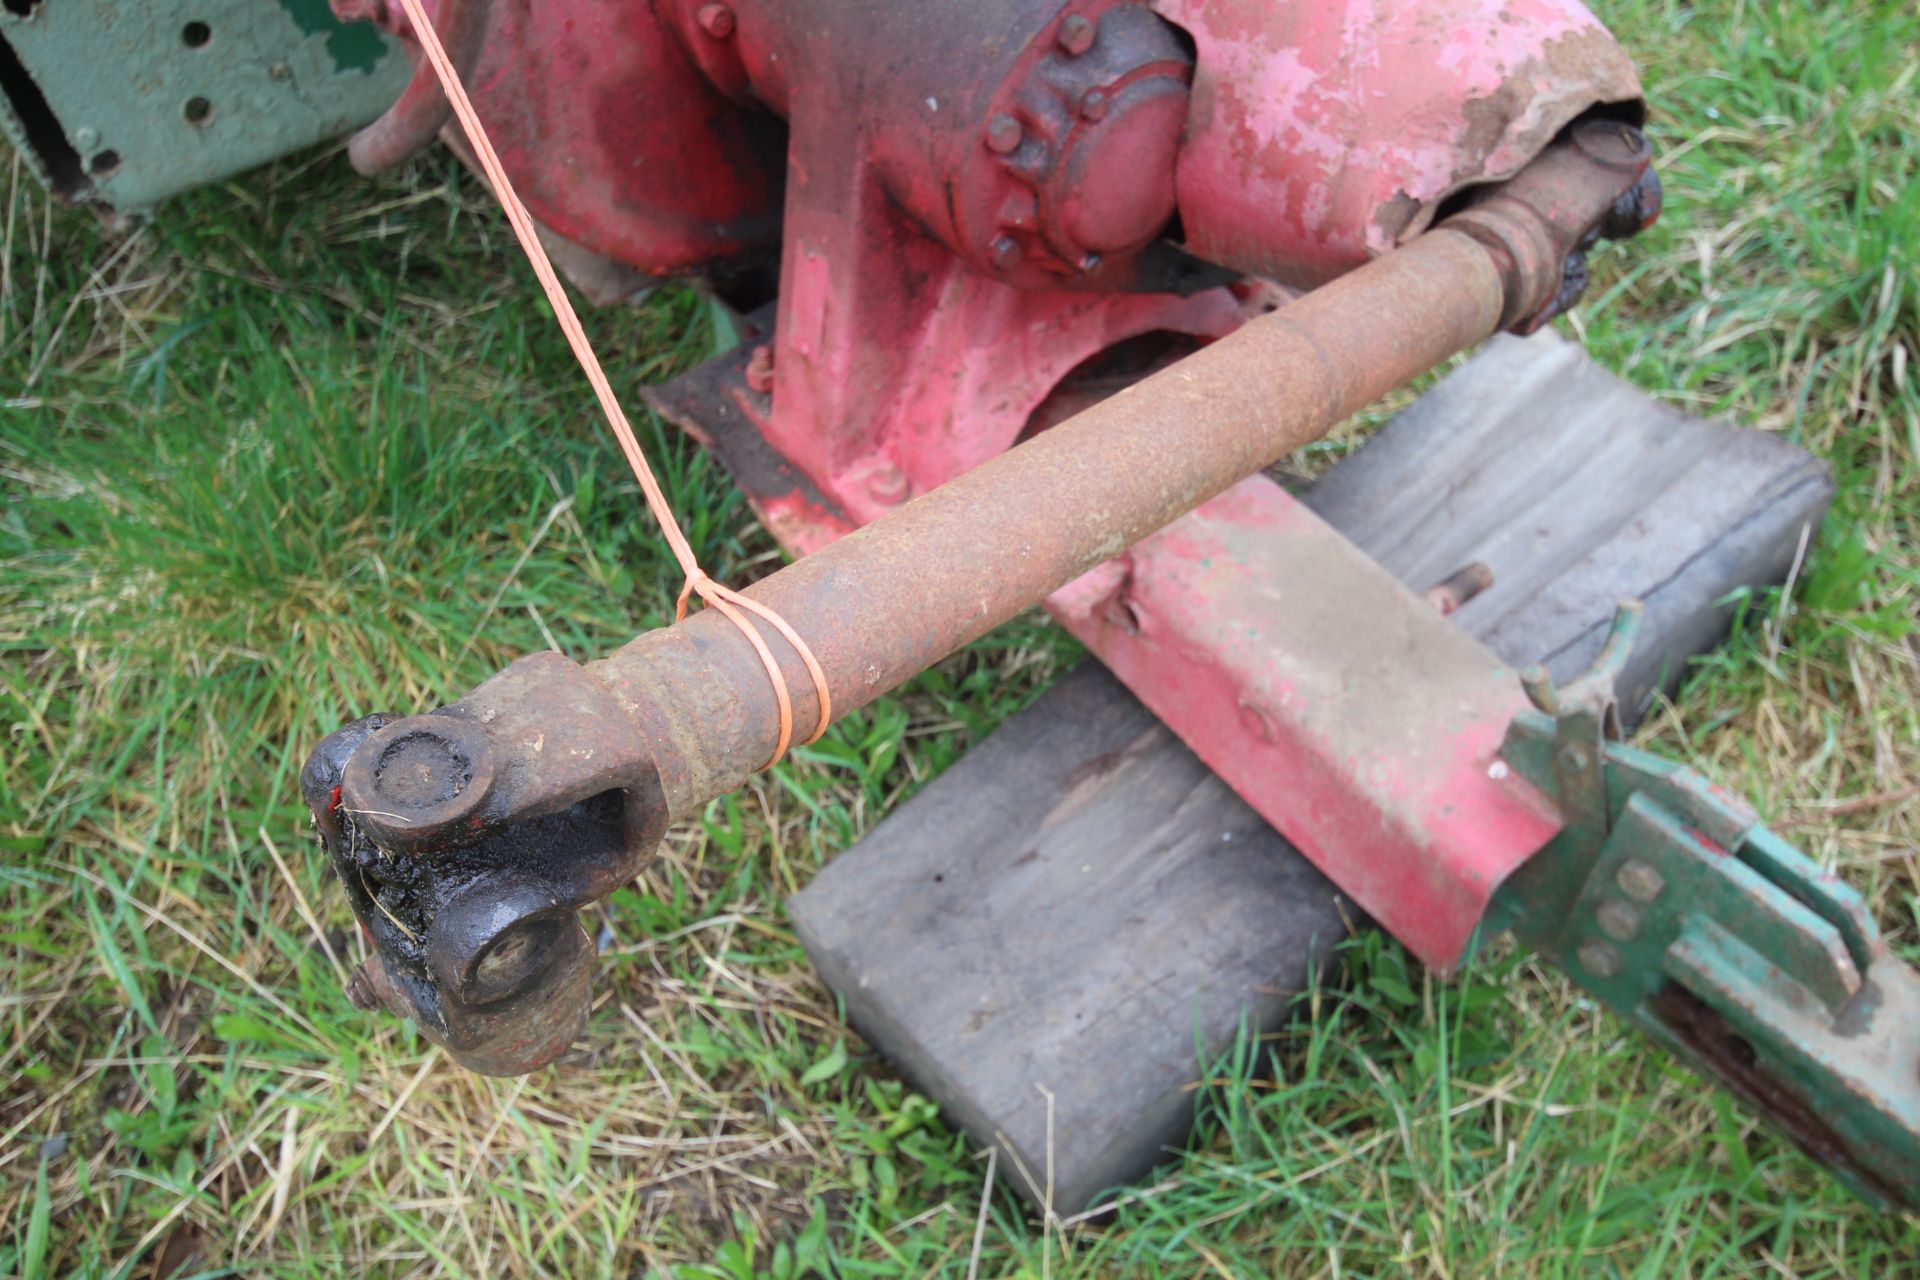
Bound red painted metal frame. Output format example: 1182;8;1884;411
338;0;1640;962
341;0;787;273
1049;476;1565;969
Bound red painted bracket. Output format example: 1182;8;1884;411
1050;475;1566;971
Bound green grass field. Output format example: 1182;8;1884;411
3;0;1916;1274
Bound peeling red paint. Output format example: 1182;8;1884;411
1050;476;1564;971
1155;0;1641;287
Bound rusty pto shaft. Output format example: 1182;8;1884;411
621;229;1509;809
303;120;1657;1076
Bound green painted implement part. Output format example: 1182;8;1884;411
1494;605;1920;1211
0;0;404;213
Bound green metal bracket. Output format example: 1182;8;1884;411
0;1;407;215
1493;604;1920;1212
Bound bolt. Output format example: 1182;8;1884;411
73;126;99;150
1423;561;1494;617
696;2;735;38
1572;116;1651;168
1577;940;1620;979
269;62;293;81
1236;699;1280;745
744;344;775;393
1057;13;1095;55
1615;859;1666;903
1559;743;1591;774
985;113;1022;154
1596;898;1642;942
1078;89;1109;122
989;235;1024;271
866;461;909;506
1099;594;1142;636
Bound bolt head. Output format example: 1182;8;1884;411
1057;13;1095;55
73;126;99;150
1100;596;1142;636
865;462;909;506
1577;940;1621;979
1236;699;1279;745
1615;858;1666;903
1078;89;1109;122
989;235;1024;270
744;344;775;393
696;2;735;38
985;114;1022;155
1596;898;1642;942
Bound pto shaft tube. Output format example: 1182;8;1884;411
304;120;1657;1074
608;227;1507;817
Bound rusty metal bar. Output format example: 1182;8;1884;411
601;227;1511;818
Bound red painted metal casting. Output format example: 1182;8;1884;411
1156;0;1642;287
1049;477;1563;970
336;0;787;274
337;0;1642;533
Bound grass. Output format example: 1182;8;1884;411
1;0;1916;1273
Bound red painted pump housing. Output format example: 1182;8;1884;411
338;0;1644;966
345;0;1641;532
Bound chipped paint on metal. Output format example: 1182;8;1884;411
1;0;408;211
1050;476;1564;970
278;0;389;74
1153;0;1643;286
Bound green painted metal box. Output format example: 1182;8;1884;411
0;0;407;212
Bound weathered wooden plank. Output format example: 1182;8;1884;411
796;662;1346;1214
790;328;1833;1214
1305;331;1834;726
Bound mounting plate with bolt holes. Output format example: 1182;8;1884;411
0;0;407;214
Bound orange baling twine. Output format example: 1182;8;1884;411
391;0;830;766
